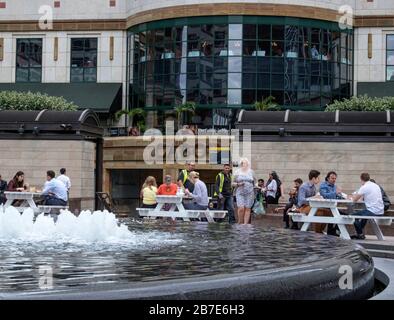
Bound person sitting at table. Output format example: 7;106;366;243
157;175;178;196
184;171;209;210
349;173;385;240
41;170;68;206
140;176;157;209
0;174;7;204
7;171;26;192
297;169;332;234
319;171;344;236
275;178;303;229
177;162;196;193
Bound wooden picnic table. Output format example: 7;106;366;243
289;197;393;241
137;195;226;222
4;191;41;213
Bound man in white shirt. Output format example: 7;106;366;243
57;168;71;192
350;172;384;240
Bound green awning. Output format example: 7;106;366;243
0;83;122;113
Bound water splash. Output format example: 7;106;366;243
0;206;134;243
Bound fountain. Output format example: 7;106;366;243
0;206;377;300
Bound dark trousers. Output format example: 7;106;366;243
44;195;67;206
283;203;294;227
184;202;208;210
267;196;278;204
142;203;156;209
353;209;379;235
219;196;235;224
0;193;5;205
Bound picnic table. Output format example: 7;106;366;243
289;197;393;241
137;195;227;222
4;191;40;213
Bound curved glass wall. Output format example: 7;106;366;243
127;16;353;115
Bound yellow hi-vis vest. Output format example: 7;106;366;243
181;169;189;184
214;172;232;196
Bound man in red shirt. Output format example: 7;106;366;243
157;175;178;195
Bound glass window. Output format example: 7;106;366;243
243;24;257;39
387;35;394;81
272;25;284;40
228;40;242;56
258;25;271;40
16;38;42;83
229;24;242;39
71;38;97;82
228;89;241;104
128;21;353;112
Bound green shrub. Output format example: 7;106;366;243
0;91;78;111
254;96;281;111
325;95;394;112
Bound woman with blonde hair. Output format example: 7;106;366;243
140;176;158;208
233;158;256;224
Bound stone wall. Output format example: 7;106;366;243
0;139;96;211
103;137;394;198
251;141;394;198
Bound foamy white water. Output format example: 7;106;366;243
0;206;181;246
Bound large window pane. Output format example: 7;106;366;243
229;24;242;39
71;38;98;82
16;68;29;82
388;35;394;50
16;39;42;82
228;40;242;56
387;66;394;81
228;89;241;104
243;24;257;39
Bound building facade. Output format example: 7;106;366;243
1;0;394;128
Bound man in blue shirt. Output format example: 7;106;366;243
319;171;344;236
297;170;320;208
41;170;68;206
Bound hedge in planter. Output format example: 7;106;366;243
0;91;78;111
325;95;394;112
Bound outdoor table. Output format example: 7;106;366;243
137;195;226;222
290;197;392;240
4;191;41;213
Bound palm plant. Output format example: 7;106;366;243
254;96;281;111
115;108;146;130
174;102;196;128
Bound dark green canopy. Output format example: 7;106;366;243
0;83;122;113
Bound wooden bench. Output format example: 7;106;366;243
137;208;227;223
289;212;393;240
38;205;69;214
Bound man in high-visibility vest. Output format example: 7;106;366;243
214;163;235;224
177;161;195;193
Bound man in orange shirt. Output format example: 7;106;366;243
157;175;178;195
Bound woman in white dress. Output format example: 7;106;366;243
233;158;256;224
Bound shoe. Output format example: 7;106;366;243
350;234;366;240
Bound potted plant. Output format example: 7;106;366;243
254;96;281;111
115;108;146;135
174;102;196;129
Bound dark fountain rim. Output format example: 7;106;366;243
1;243;375;300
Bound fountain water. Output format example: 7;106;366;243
0;205;377;300
0;206;131;242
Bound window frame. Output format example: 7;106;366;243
15;38;43;83
70;37;98;83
